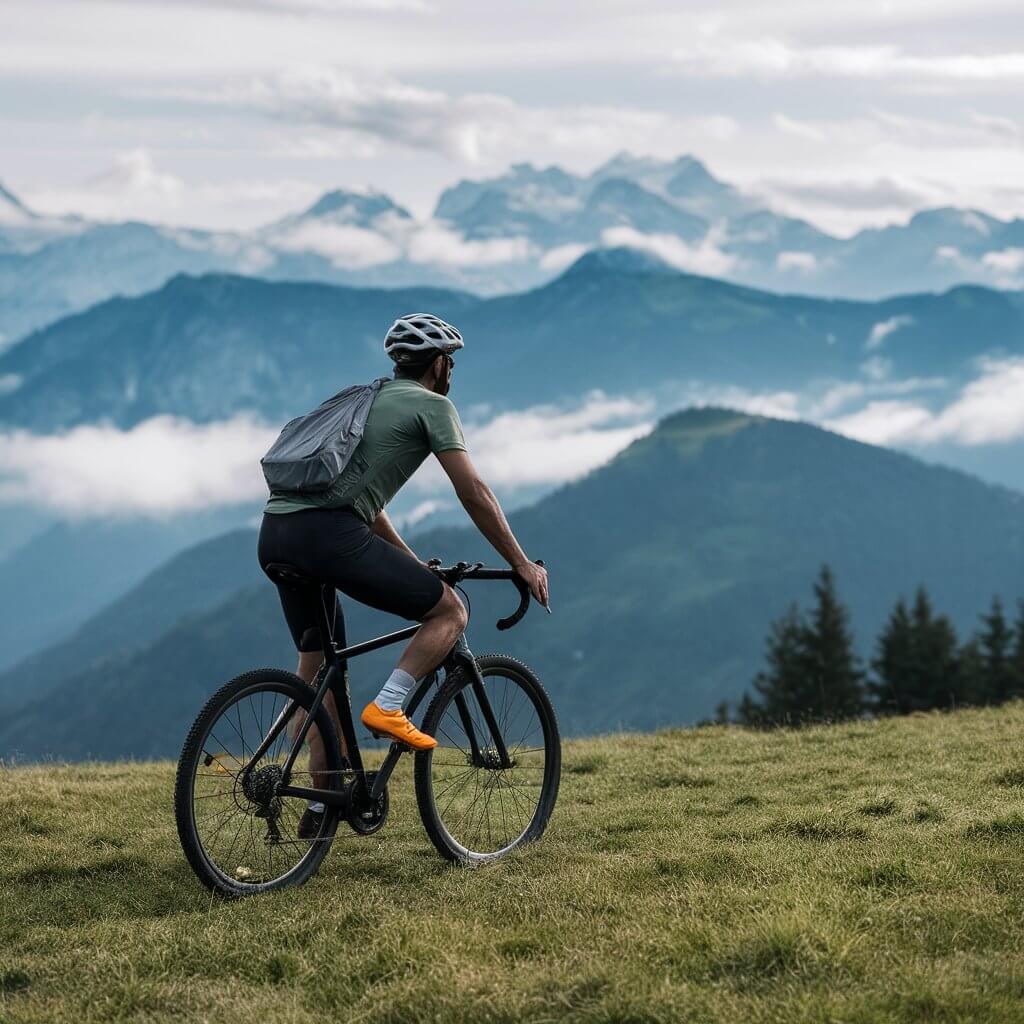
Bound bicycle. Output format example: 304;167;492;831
174;559;560;896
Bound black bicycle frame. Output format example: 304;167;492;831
244;582;511;811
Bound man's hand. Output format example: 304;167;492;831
514;559;549;609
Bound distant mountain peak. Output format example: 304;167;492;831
593;151;706;180
298;188;411;223
562;245;678;277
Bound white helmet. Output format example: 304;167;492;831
384;313;464;364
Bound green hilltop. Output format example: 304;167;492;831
5;706;1024;1022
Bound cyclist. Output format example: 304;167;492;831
257;313;549;836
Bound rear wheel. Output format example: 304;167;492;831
414;655;560;864
175;669;344;896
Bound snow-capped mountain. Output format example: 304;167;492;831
4;158;1024;347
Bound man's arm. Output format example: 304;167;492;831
371;509;419;560
436;449;549;608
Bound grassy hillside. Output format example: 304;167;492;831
4;706;1024;1023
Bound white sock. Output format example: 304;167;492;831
374;669;417;712
307;801;325;813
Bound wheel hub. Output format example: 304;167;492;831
475;747;512;770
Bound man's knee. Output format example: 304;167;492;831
430;585;468;631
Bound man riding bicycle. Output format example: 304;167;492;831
257;313;549;837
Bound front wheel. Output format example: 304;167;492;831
414;654;561;864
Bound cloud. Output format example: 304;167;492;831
465;394;654;488
762;175;937;212
98;0;432;11
401;499;450;528
775;250;817;273
685;386;803;421
827;357;1024;447
866;315;914;351
540;243;588;273
405;223;532;267
981;246;1024;286
772;113;826;142
171;67;734;169
187;69;645;164
270;212;532;268
600;225;736;277
0;415;276;516
930;244;1024;287
27;149;320;231
671;37;1024;82
0;392;656;516
0;374;22;395
407;392;656;492
271;220;402;267
968;110;1024;142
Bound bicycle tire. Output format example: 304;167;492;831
414;654;561;865
175;668;343;897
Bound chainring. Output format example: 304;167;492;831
345;771;389;836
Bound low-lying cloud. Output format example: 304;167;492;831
0;393;655;517
827;357;1024;446
600;226;736;277
0;415;276;516
866;315;914;351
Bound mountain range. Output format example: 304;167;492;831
3;153;1024;345
2;409;1022;761
3;250;1021;434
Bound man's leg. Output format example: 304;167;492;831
362;584;467;748
292;649;346;789
397;583;467;680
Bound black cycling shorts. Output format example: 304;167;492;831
257;507;444;652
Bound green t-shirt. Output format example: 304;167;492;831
264;378;467;523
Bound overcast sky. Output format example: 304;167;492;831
2;0;1023;234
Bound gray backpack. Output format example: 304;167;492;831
260;378;388;493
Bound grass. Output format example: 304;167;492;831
3;705;1024;1022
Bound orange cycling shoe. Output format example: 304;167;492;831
360;702;437;751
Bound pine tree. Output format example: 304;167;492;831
978;596;1016;704
872;588;961;714
911;587;961;710
744;566;865;726
956;638;986;705
870;596;915;714
747;604;812;725
802;565;865;721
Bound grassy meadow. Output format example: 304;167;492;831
4;705;1024;1023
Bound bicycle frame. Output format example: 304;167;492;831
241;581;511;813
